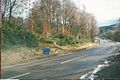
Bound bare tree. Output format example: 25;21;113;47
30;0;98;39
2;0;28;23
0;0;2;28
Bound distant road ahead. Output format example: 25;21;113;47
1;39;119;79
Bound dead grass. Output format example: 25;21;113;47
1;42;99;67
1;43;60;67
57;42;99;51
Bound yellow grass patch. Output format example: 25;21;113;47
1;42;99;67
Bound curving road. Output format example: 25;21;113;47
1;39;119;79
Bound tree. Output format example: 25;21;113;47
2;0;28;23
117;18;120;31
30;0;98;39
0;0;2;28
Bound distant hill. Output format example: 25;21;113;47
99;24;117;33
98;19;119;27
99;19;120;42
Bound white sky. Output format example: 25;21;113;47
74;0;120;26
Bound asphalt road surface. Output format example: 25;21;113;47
1;39;120;79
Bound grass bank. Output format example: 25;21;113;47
1;40;99;67
96;53;120;79
2;21;100;67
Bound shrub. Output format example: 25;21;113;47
56;36;79;46
2;21;39;48
113;32;120;42
44;38;54;44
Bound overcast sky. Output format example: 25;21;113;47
22;0;120;26
74;0;120;26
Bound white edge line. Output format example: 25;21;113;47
61;57;81;64
95;48;105;52
2;52;74;69
8;72;31;79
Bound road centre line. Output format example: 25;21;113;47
61;47;107;64
3;57;60;69
8;72;31;79
2;53;72;69
3;48;103;69
61;57;81;64
95;48;105;52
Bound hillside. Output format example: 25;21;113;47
99;21;120;42
99;24;117;33
1;21;99;67
1;0;99;67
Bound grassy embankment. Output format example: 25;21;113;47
1;38;99;67
2;38;100;67
1;22;99;67
96;52;120;79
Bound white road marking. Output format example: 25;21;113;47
95;48;105;52
0;79;19;80
80;71;92;79
8;72;31;79
3;58;57;69
2;52;73;69
80;60;110;80
61;57;81;64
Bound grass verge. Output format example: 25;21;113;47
1;41;99;67
96;53;120;79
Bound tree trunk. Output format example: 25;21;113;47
0;0;1;27
0;0;2;74
9;0;16;23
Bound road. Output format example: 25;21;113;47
1;39;120;79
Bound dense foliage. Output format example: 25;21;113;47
2;21;38;48
30;0;98;39
1;0;98;49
